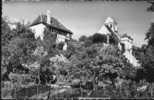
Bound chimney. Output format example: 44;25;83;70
40;12;43;22
46;10;51;24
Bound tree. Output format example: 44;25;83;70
79;35;88;42
2;17;37;75
2;17;12;46
133;22;154;82
89;33;107;44
147;2;154;12
145;23;154;46
141;22;154;82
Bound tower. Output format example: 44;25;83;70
97;17;120;44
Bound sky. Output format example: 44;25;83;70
2;1;154;47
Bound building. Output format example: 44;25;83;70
120;34;140;67
120;34;133;52
97;17;140;67
29;10;73;50
97;17;121;45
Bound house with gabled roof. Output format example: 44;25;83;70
29;10;73;50
29;10;73;40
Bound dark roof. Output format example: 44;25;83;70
29;14;73;34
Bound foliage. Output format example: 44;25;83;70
147;2;154;12
145;23;154;46
89;33;107;44
2;16;154;99
133;23;154;82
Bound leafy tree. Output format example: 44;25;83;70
79;35;88;42
141;23;154;82
2;17;12;46
89;33;107;44
2;17;37;76
145;23;154;46
133;22;154;82
147;2;154;12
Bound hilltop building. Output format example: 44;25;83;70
97;17;140;67
97;17;120;45
29;10;73;50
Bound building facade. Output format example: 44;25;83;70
29;10;73;50
97;17;140;67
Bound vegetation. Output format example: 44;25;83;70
1;11;154;99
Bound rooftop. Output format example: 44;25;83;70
30;14;73;34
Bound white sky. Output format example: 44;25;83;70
2;1;154;47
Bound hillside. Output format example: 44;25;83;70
1;16;154;99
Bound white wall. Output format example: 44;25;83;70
121;37;140;67
30;23;46;40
